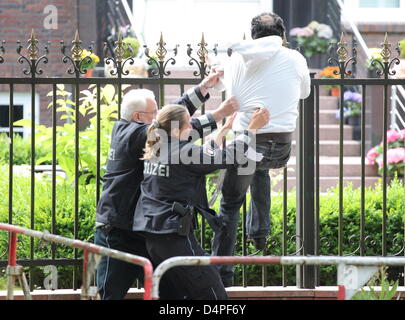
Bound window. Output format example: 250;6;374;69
0;92;40;138
359;0;399;7
0;104;24;137
343;0;405;22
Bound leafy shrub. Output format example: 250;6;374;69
352;267;400;300
0;166;97;289
0;133;50;166
0;168;403;288
13;84;121;183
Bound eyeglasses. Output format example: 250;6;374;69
138;110;158;115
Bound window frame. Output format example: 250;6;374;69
0;92;40;138
342;0;405;22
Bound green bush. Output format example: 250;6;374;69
0;166;97;289
201;175;405;286
13;84;120;184
0;133;51;166
0;167;404;289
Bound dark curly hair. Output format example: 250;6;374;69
251;12;285;39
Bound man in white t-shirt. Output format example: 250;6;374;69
212;12;311;287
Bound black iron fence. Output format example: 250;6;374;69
0;31;404;291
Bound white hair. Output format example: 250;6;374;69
120;89;155;121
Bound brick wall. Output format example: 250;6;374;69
0;0;98;127
344;22;405;75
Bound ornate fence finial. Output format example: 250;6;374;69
337;32;348;64
156;32;167;62
114;31;125;63
17;29;49;76
381;32;392;64
27;29;39;61
0;40;5;64
71;30;83;62
61;29;93;75
187;33;211;77
197;32;208;65
370;33;400;78
328;32;356;78
144;32;178;77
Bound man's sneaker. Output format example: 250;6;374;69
249;237;267;251
221;277;234;288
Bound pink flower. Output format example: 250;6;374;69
400;129;405;140
377;157;384;169
366;147;379;164
387;147;405;164
298;27;314;37
387;129;401;143
290;27;314;38
289;28;301;37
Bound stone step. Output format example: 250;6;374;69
319;110;339;124
284;157;378;177
291;140;360;157
293;125;353;141
318;125;354;141
272;176;381;192
318;96;339;110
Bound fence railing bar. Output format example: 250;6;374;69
382;83;388;257
0;223;153;300
2;77;405;85
73;74;80;290
8;84;14;225
282;167;287;287
242;200;247;287
96;83;101;204
315;84;320;286
30;78;36;291
151;255;405;299
360;85;366;256
51;84;57;259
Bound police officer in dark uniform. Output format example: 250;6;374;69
95;70;238;300
133;105;269;299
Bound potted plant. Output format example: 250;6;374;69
289;21;335;69
105;35;148;78
320;66;340;96
366;48;383;78
342;90;362;140
144;49;160;78
80;49;100;77
393;38;405;79
122;36;140;59
366;129;405;178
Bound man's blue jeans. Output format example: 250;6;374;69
212;138;291;286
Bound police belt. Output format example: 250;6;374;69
255;132;293;144
172;202;223;235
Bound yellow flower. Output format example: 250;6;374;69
80;49;100;69
320;66;340;79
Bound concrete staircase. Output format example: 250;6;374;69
162;68;380;192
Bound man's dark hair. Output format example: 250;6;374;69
251;12;285;39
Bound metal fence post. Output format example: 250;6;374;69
297;73;316;288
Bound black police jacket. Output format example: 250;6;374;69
133;131;257;235
96;86;217;230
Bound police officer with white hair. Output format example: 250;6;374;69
95;70;239;300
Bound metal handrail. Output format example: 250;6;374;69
121;0;146;54
152;255;405;300
336;0;405;130
0;223;153;300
